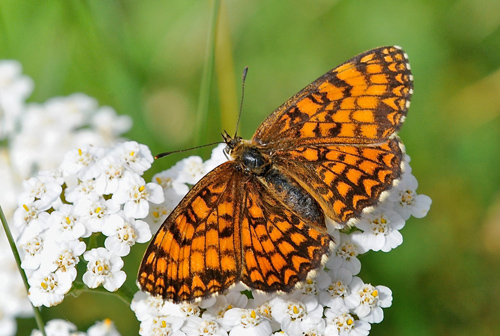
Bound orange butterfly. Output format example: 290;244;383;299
138;46;413;303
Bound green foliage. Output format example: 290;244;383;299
2;0;500;335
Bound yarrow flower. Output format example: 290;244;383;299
30;319;81;336
28;271;73;307
140;315;186;336
324;310;371;336
202;290;249;323
82;247;126;291
102;214;152;256
351;209;405;253
112;174;164;219
46;204;86;242
390;172;432;220
39;239;86;280
348;281;392;324
223;308;272;336
73;197;121;235
326;232;362;275
319;268;356;312
10;93;132;180
87;318;121;336
174;156;207;185
271;295;323;336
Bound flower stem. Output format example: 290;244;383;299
113;285;135;305
71;281;134;305
0;205;47;336
194;0;221;150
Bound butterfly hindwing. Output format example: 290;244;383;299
273;137;404;226
240;173;334;292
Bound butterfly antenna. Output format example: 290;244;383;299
155;141;223;160
234;66;249;138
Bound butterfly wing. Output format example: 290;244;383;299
253;46;412;147
138;160;334;302
272;137;403;226
240;172;334;292
252;46;412;226
138;161;245;303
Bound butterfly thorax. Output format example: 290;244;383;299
225;135;270;176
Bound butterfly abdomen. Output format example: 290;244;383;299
262;168;325;228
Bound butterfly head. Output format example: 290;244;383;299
222;131;271;176
222;130;242;153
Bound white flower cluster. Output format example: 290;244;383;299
31;319;120;336
132;147;431;336
0;60;133;335
13;141;164;307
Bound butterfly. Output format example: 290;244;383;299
138;46;413;303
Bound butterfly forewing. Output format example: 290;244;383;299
138;162;244;302
139;160;335;302
252;46;412;146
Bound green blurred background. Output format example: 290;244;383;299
2;0;500;335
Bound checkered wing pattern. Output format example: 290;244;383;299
138;162;242;302
240;178;333;292
138;162;333;302
254;46;412;146
139;46;413;302
253;46;412;225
